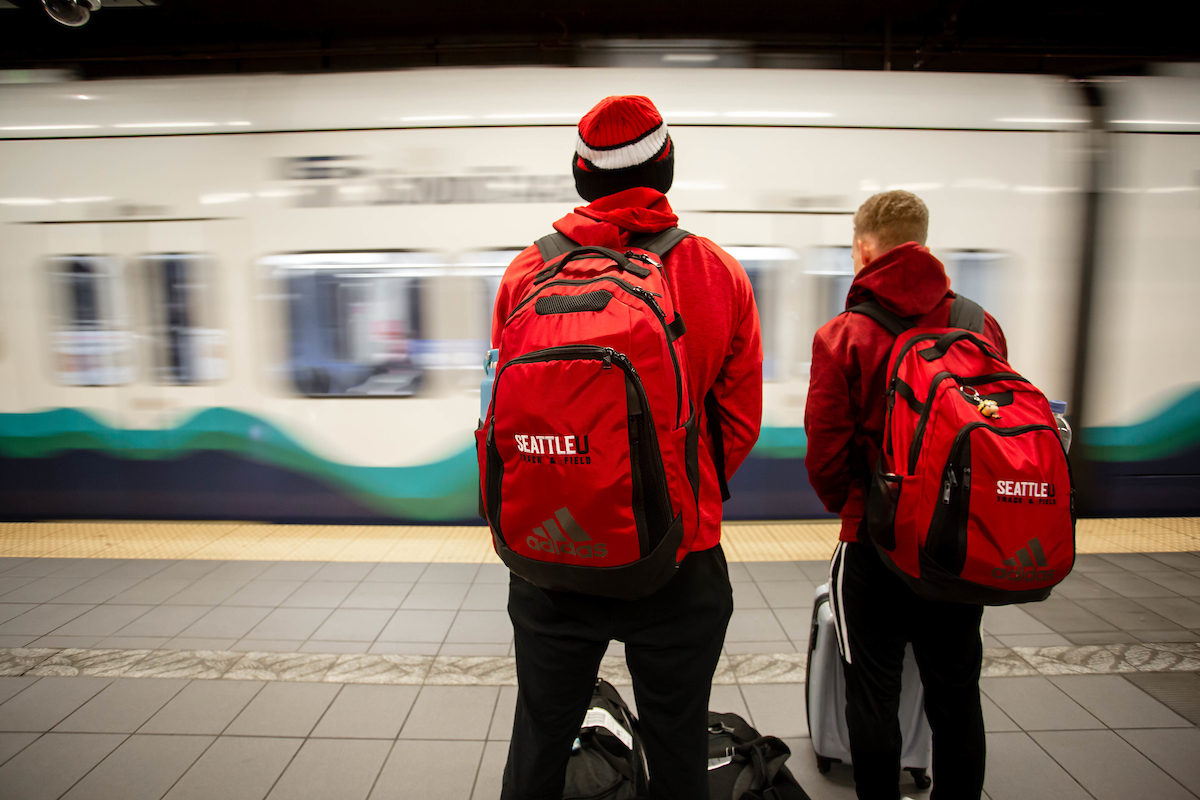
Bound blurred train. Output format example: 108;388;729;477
0;67;1197;523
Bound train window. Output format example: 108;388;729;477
48;256;136;386
457;250;515;343
724;247;802;381
144;254;225;385
266;252;446;397
943;250;1011;323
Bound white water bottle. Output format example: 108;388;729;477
1049;400;1072;452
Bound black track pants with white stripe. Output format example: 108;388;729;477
832;541;986;800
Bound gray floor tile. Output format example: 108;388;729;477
369;642;442;655
745;561;806;582
401;582;470;610
758;580;814;608
3;559;77;577
445;611;512;644
101;560;176;580
181;606;272;639
267;738;392;800
0;603;94;636
488;685;517;741
99;636;170;650
1134;596;1200;628
231;639;305;652
0;676;112;731
312;609;394;642
724;640;795;654
1123;672;1200;725
419;563;480;583
0;677;39;705
163;736;302;800
282;581;357;609
1021;597;1118;633
772;607;812;641
725;609;788;642
982;731;1092;800
993;633;1072;647
108;578;193;605
1136;629;1200;643
225;681;342;737
1086;597;1183;631
1087;570;1181;598
1098;553;1176;573
1047;674;1192;728
224;580;303;607
399;686;498;740
116;605;211;638
165;636;239;650
56;678;189;733
1064;630;1141;645
475;564;511;584
726;562;752;583
1050;573;1121;600
460;582;509;611
341;583;413;610
365;563;427;583
1142;570;1200;597
439;643;511;656
154;561;224;580
1071;553;1126;573
260;562;323;581
51;604;154;637
247;608;332;640
51;577;142;605
311;685;420;739
470;740;507;800
0;604;36;625
708;684;752;721
377;610;456;643
61;734;213;800
50;560;125;578
165;580;247;606
28;635;103;649
732;581;769;609
141;680;265;735
0;577;37;598
740;684;807;738
313;562;376;582
982;605;1055;635
1147;552;1200;571
798;560;835;581
0;732;37;767
301;641;369;654
204;561;274;582
783;737;859;799
0;634;37;648
0;576;88;603
372;739;485;800
1033;729;1194;800
0;732;126;800
1118;728;1200;796
980;694;1020;732
979;676;1104;731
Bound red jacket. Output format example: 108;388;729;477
492;187;763;554
804;243;1008;543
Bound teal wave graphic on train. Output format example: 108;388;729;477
1;383;1198;521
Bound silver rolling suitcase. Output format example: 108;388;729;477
804;582;932;790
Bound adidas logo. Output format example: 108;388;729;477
525;507;608;559
992;537;1055;582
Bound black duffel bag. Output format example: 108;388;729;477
563;680;649;800
707;712;812;800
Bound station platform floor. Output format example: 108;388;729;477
0;518;1197;800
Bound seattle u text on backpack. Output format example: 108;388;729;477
477;229;700;600
853;295;1075;604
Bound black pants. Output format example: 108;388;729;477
502;545;733;800
832;541;986;800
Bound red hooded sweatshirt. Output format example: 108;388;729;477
804;242;1008;543
492;187;763;555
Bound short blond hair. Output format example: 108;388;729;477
853;190;929;250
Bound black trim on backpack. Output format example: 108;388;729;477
705;390;732;502
535;232;577;263
535;290;614;315
533;246;651;285
666;315;687;341
846;299;914;337
949;294;986;333
626;227;691;261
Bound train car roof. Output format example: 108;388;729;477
0;68;1194;140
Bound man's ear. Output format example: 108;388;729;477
858;236;879;268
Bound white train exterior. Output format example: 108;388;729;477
0;68;1196;521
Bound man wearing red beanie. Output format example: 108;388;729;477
491;95;763;799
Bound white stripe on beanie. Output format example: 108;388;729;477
575;123;669;171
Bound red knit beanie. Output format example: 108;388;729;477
572;95;674;202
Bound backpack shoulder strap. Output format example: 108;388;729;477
534;231;577;263
949;293;986;333
626;227;691;259
845;299;913;337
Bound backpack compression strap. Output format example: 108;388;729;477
948;293;985;333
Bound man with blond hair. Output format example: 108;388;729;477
805;191;1007;799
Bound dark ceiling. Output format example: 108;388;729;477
2;0;1197;80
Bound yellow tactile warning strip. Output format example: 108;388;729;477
0;518;1197;562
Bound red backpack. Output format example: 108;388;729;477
477;229;699;600
852;296;1075;605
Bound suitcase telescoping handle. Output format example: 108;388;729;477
533;246;652;285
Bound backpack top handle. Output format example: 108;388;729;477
532;245;651;285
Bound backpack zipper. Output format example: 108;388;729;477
508;275;684;428
908;371;1032;473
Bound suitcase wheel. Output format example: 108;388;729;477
908;767;931;790
816;755;833;774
